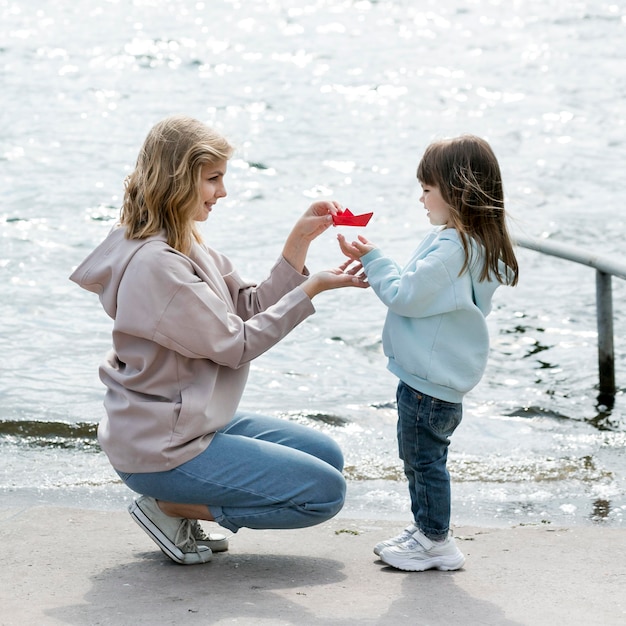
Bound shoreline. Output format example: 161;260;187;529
2;482;624;530
2;505;625;625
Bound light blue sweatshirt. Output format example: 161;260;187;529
361;227;501;403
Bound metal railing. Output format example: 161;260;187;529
515;234;626;406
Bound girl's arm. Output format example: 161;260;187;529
363;247;462;318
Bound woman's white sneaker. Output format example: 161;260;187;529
191;520;229;552
379;530;465;571
373;523;419;556
128;496;213;565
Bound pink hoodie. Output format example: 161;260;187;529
70;226;315;473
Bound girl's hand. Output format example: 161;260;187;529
337;233;376;260
301;260;369;299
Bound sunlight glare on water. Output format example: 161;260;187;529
1;0;625;527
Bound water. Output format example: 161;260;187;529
1;0;625;528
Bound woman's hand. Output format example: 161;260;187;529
337;233;376;260
283;200;343;273
300;260;369;299
293;200;342;241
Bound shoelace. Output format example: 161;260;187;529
173;518;202;554
190;519;209;541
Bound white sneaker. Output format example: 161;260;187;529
379;530;465;571
373;523;419;556
191;520;229;552
129;496;213;565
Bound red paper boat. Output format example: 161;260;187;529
332;208;373;227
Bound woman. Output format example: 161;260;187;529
70;115;368;565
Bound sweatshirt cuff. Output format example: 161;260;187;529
361;248;383;269
274;255;310;285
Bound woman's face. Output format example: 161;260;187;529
194;160;228;221
419;182;452;227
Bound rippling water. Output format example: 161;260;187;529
2;0;625;527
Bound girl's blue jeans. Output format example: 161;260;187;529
116;412;346;533
396;381;463;541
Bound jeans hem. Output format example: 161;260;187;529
210;506;240;533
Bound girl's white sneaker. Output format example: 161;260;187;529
373;523;419;556
379;530;465;571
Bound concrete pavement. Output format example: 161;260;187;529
1;506;625;625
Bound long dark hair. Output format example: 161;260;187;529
417;135;518;286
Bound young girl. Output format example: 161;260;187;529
338;135;519;572
70;115;368;565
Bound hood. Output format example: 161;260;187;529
69;226;165;319
438;228;500;316
467;260;497;316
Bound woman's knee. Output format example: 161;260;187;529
327;479;347;518
302;472;346;523
320;436;344;472
318;467;347;514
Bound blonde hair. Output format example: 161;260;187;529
120;115;234;255
416;135;519;286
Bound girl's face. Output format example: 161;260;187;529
194;160;228;221
419;182;453;227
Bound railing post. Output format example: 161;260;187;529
596;270;616;403
515;235;625;403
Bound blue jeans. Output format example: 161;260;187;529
116;412;346;533
396;381;462;540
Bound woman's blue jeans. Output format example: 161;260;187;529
116;412;346;533
396;381;463;540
